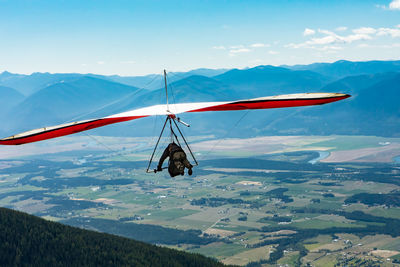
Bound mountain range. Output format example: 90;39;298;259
0;59;399;138
0;68;227;96
285;60;400;79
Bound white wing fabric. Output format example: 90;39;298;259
0;93;350;145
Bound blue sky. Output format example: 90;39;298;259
0;0;399;75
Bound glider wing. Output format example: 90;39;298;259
0;92;349;145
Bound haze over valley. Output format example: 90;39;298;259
1;59;400;266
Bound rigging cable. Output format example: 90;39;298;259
149;71;168;157
66;73;160;124
168;71;233;100
82;132;134;163
167;71;251;162
146;117;169;172
74;73;162;160
166;72;197;165
198;110;251;161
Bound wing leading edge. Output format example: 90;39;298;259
0;93;350;145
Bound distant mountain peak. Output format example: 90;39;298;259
252;65;285;70
0;71;19;79
177;74;216;83
334;60;350;64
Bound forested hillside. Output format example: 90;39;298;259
0;207;226;267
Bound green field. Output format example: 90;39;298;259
0;135;400;266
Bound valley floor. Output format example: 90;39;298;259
0;135;400;266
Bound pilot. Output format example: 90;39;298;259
156;142;193;177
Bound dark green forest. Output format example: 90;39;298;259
0;207;227;267
345;191;400;207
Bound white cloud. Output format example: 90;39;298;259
318;29;336;36
229;48;251;54
97;61;105;65
215;43;272;56
250;43;270;48
378;0;400;10
377;27;400;37
286;24;400;54
303;28;315;36
357;43;400;48
389;0;400;10
268;50;279;55
287;28;375;49
230;45;245;49
336;26;347;32
343;33;372;42
353;27;377;34
285;43;301;49
319;46;343;51
212;46;226;50
307;35;337;45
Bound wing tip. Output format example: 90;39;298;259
337;93;351;99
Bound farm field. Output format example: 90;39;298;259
0;135;400;266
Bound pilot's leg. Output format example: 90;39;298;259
178;153;193;175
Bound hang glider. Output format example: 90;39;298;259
0;92;349;146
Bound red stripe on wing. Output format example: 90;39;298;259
0;116;146;145
188;95;350;112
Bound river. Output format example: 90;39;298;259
308;151;330;164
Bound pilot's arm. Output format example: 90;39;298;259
157;145;171;171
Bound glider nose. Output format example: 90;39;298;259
336;93;351;99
